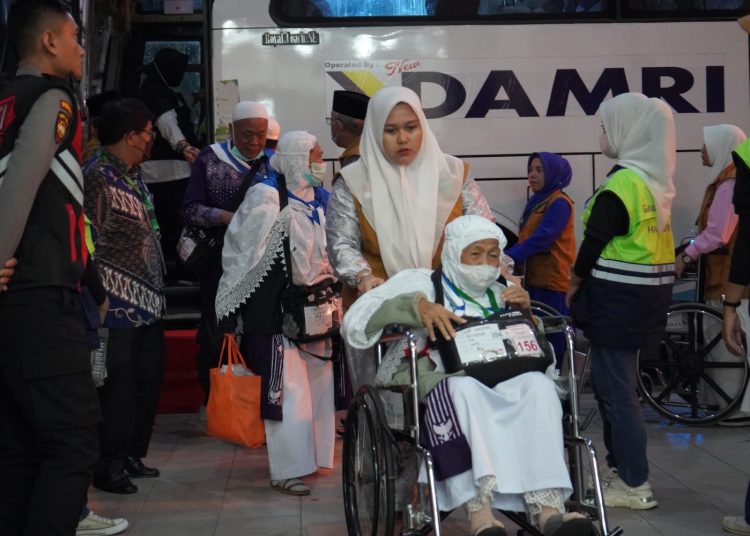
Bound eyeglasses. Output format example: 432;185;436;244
325;116;341;126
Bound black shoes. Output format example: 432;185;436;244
93;472;138;494
124;456;160;478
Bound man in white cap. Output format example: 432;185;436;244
181;100;277;421
266;117;281;151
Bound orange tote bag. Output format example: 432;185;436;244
206;334;265;448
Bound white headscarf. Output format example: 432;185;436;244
340;86;465;277
270;130;317;198
441;215;507;300
599;92;676;231
702;124;746;182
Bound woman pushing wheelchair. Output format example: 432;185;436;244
342;215;598;536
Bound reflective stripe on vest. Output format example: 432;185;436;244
591;258;675;286
583;167;675;285
0;147;83;205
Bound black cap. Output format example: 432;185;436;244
332;90;369;120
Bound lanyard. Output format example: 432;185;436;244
442;274;500;318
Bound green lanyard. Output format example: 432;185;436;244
444;276;501;319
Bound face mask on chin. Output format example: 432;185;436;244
454;263;501;296
310;161;326;183
303;172;322;188
230;142;258;162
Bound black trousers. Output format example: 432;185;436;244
196;260;223;405
97;321;165;475
0;289;100;536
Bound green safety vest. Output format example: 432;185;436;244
734;138;750;167
582;168;675;286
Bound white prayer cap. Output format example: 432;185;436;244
232;101;268;122
267;118;281;140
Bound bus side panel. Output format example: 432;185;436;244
211;20;750;241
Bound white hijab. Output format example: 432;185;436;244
702;124;746;182
599;92;676;231
340;86;465;277
270;130;317;200
441;215;507;304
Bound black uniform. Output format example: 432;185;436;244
0;68;100;535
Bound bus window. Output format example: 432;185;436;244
622;0;749;16
275;0;608;20
139;0;205;12
311;0;428;15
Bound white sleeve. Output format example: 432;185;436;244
215;184;283;319
155;109;187;150
342;269;435;349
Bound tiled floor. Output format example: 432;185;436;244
87;395;750;535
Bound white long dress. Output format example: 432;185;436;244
342;269;573;512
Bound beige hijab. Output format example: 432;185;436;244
600;92;676;231
340;86;464;277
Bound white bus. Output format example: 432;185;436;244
209;0;750;244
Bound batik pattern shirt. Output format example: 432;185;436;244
83;150;166;328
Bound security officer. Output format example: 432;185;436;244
0;2;100;534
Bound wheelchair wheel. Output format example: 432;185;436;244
637;302;748;425
343;385;396;536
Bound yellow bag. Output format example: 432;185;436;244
206;334;265;448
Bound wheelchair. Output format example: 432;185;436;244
634;249;749;425
342;315;622;536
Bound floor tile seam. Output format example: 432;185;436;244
645;461;742;515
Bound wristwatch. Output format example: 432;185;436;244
681;253;693;264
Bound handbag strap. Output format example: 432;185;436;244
276;173;295;284
218;334;250;373
230;156;267;211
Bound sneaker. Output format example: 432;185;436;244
76;511;129;535
599;465;619;485
603;475;658;510
724;515;750;535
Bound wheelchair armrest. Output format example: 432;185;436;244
379;323;417;343
537;315;573;334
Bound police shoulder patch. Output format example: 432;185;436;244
55;111;70;143
59;99;73;116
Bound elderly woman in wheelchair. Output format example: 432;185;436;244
342;215;598;536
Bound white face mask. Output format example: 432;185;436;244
454;263;501;296
310;161;327;182
599;132;617;159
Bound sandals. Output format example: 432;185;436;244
270;478;311;496
543;514;600;536
473;521;507;536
